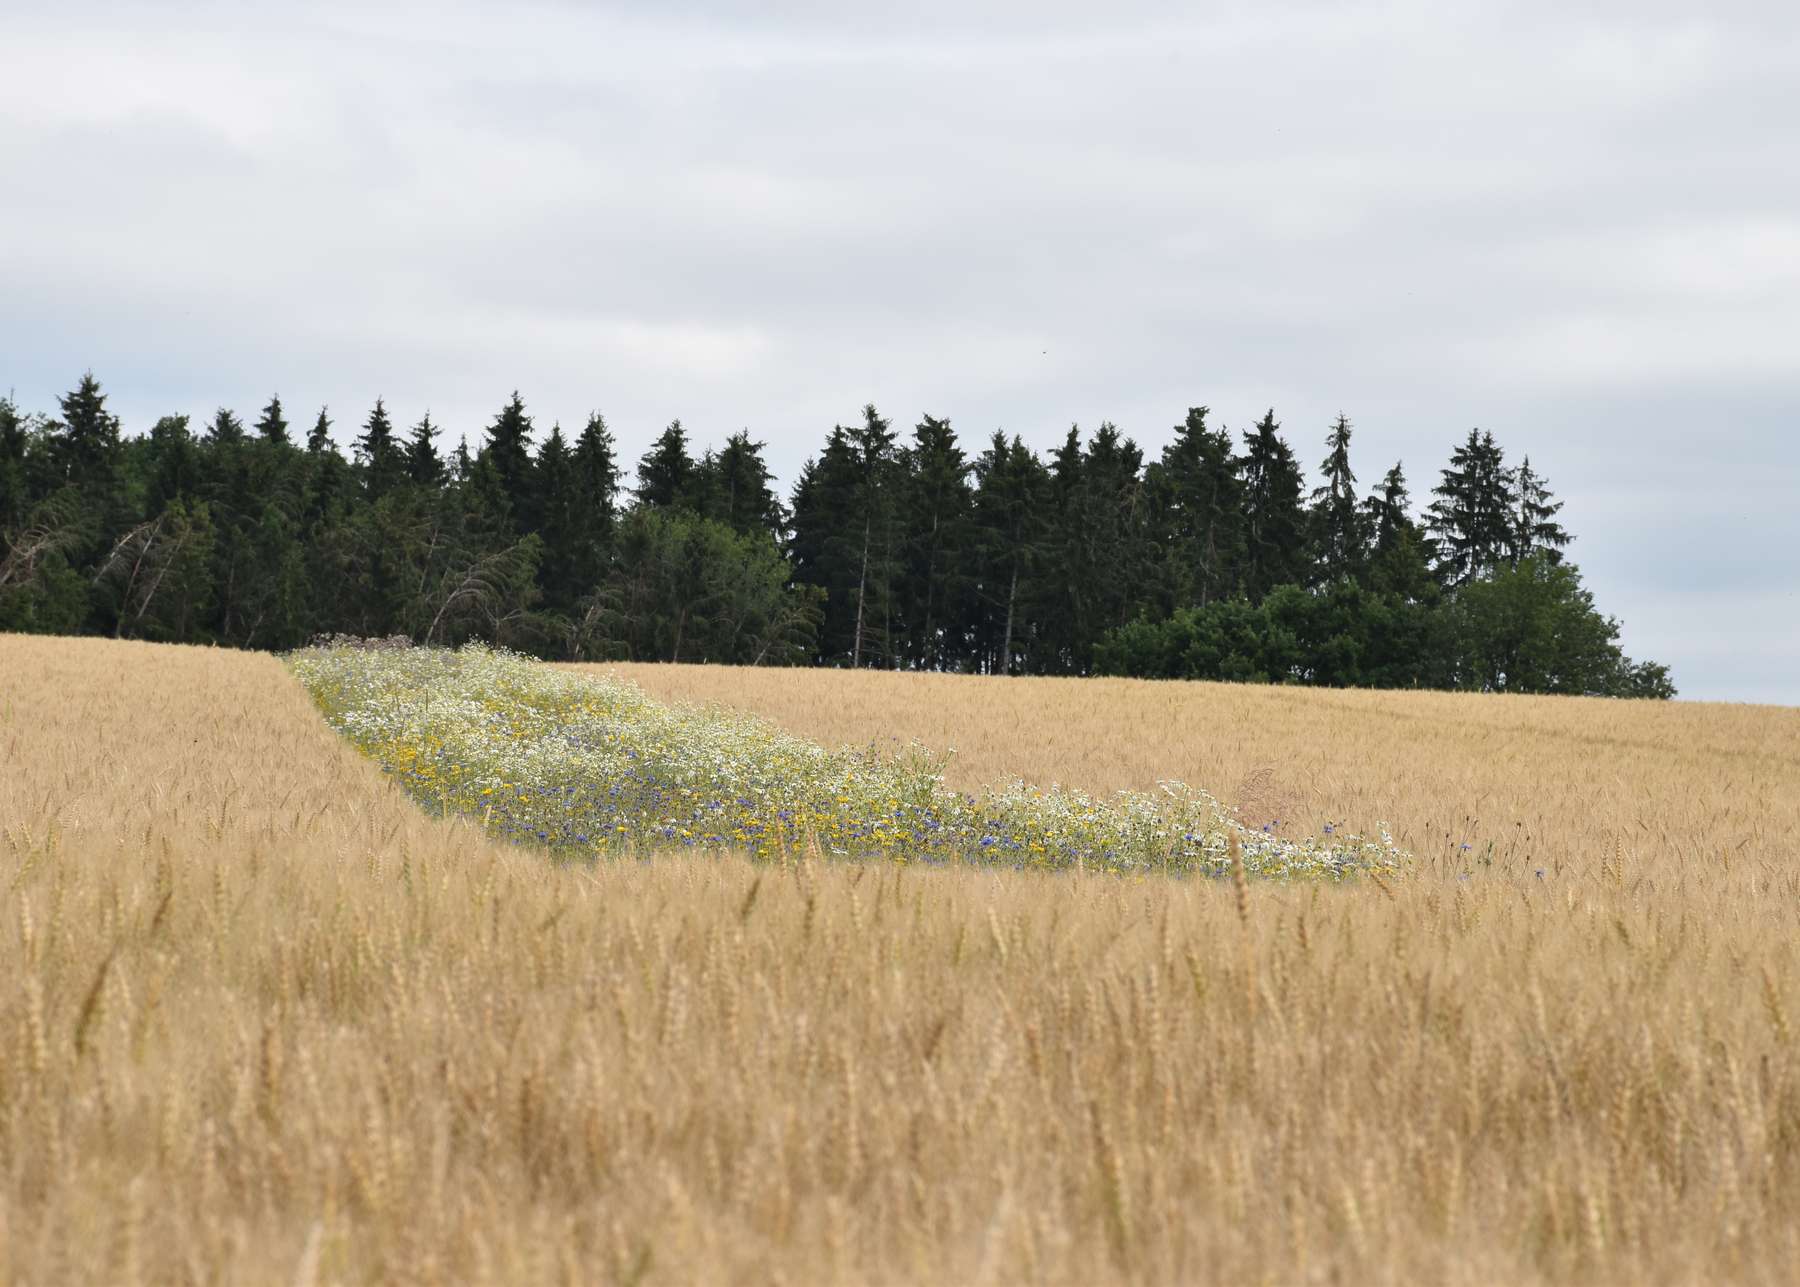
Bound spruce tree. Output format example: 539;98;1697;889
254;395;290;445
706;431;784;538
787;426;863;663
355;398;406;501
532;423;582;613
1310;413;1364;582
1510;456;1570;566
970;431;1049;674
306;408;332;454
1427;429;1515;585
481;392;536;524
1361;462;1437;600
1238;409;1308;599
572;413;620;549
1150;406;1242;611
204;407;246;447
52;373;123;488
635;420;695;510
405;412;444;487
846;404;901;667
144;415;199;515
897;414;975;670
0;397;27;547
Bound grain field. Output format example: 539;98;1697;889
3;634;1798;1284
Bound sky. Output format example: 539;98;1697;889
2;0;1796;703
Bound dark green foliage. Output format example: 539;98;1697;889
0;373;1672;698
405;412;444;488
1427;429;1516;585
255;395;290;446
1310;414;1365;583
1238;410;1308;599
896;414;975;671
634;420;695;511
355;398;406;501
482;392;537;526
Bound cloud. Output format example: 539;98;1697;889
2;0;1796;700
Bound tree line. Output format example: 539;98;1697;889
0;374;1673;697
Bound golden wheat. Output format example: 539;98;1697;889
2;635;1797;1284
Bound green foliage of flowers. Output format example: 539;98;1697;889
289;644;1405;878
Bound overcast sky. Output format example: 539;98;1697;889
3;0;1795;702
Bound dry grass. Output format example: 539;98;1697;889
2;635;1798;1285
597;662;1800;878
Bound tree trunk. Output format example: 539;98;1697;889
1000;564;1018;676
851;515;870;668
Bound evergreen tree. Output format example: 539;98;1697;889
355;398;406;501
144;415;200;515
1149;407;1241;612
452;435;474;484
635;420;695;510
787;426;864;663
303;410;351;530
254;395;290;445
1238;409;1308;599
845;404;902;667
405;412;444;487
204;406;246;447
0;397;28;548
481;392;536;525
1510;456;1571;566
51;373;123;488
702;431;784;538
1310;413;1364;582
1360;462;1438;602
897;414;975;670
306;408;332;454
532;423;583;613
571;413;620;550
1427;429;1515;585
1053;422;1148;671
970;431;1050;674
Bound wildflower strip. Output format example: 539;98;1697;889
289;644;1404;878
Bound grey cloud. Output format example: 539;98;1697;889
2;0;1796;700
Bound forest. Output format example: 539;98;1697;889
0;374;1673;697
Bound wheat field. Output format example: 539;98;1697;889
4;635;1799;1285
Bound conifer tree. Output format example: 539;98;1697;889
532;423;584;613
481;392;536;524
846;405;901;667
405;412;443;487
306;408;332;454
49;372;122;486
355;398;405;501
897;414;975;670
254;395;290;445
0;397;28;547
1510;456;1570;566
144;415;199;515
1310;413;1364;582
204;407;246;447
635;420;695;510
787;426;863;663
1150;406;1242;611
971;431;1049;674
1427;429;1515;585
704;431;784;538
1238;409;1308;599
1360;462;1437;600
572;413;620;549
